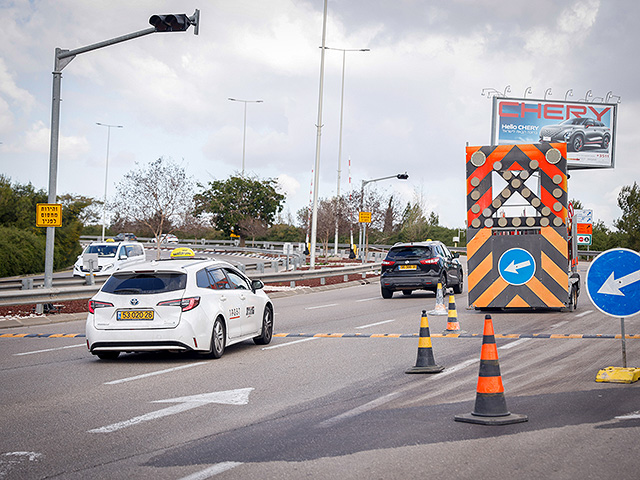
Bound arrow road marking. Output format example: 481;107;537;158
504;260;531;274
597;269;640;296
88;388;253;433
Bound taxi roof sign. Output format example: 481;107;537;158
170;247;195;258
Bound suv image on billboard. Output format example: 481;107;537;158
539;117;610;152
380;241;464;299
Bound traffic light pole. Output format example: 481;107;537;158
44;12;199;289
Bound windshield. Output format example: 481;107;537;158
102;273;187;294
85;245;118;257
560;117;589;126
387;246;432;260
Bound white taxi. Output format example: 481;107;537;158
85;250;273;360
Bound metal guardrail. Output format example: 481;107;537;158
0;263;381;307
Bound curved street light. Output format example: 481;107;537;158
228;98;263;175
359;173;409;262
321;46;370;255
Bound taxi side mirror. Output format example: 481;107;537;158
251;279;264;292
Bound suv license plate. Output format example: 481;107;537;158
398;265;417;270
118;310;154;321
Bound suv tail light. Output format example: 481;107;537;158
157;296;201;312
419;258;438;265
382;260;395;266
88;300;114;314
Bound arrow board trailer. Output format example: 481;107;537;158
466;143;579;310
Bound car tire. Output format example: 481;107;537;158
402;290;412;296
209;316;226;359
96;351;120;361
570;133;584;152
381;286;393;299
453;270;464;294
253;305;274;345
602;135;610;149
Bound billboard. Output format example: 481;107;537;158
491;97;618;169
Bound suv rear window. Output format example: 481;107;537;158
102;273;187;294
387;246;432;259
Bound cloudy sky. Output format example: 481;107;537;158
1;0;637;231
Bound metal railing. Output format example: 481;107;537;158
0;263;381;307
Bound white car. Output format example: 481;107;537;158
73;241;146;277
159;233;179;244
85;254;273;360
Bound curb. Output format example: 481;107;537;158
0;279;374;330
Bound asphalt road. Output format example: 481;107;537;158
1;269;639;479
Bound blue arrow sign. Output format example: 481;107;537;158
498;248;536;286
586;248;640;318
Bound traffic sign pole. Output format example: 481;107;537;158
586;248;640;381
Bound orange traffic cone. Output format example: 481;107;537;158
454;315;528;425
406;310;444;374
443;295;462;333
429;282;447;316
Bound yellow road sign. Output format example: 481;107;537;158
359;211;372;223
36;203;62;227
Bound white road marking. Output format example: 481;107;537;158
499;338;531;350
356;319;395;329
551;321;569;329
13;344;85;356
319;392;401;428
319;357;480;428
305;303;338;310
262;337;320;350
356;297;380;302
178;462;243;480
615;411;640;420
104;362;207;385
576;310;594;318
89;388;253;433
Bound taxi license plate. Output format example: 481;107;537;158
398;265;417;270
117;310;154;321
543;136;551;142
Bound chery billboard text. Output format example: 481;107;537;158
491;97;618;169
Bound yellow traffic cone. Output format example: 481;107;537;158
406;310;444;374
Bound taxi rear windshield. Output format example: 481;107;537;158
387;246;432;260
102;273;187;295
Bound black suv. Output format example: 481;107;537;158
380;241;464;298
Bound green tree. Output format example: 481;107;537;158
194;175;285;245
111;157;194;257
615;182;640;251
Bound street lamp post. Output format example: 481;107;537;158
309;0;328;269
43;10;199;289
228;98;263;175
359;173;409;262
322;46;370;256
96;122;123;242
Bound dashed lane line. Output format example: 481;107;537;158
3;332;640;340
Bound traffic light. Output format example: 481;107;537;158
149;14;191;32
397;173;409;180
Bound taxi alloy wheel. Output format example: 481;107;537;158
210;317;226;359
254;305;273;345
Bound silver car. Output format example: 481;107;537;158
540;117;610;152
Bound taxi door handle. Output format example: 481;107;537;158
220;295;227;302
239;294;246;300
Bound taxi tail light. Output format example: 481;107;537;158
382;260;395;266
157;296;201;312
88;300;114;314
419;258;438;265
